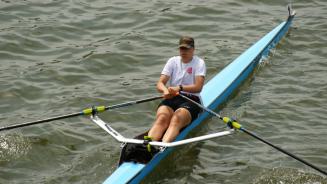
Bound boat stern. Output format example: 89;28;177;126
103;162;145;184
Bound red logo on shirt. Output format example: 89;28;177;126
186;67;192;74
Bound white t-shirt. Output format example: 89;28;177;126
161;55;206;96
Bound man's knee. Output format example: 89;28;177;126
174;108;192;122
156;113;171;125
156;106;173;121
169;110;191;128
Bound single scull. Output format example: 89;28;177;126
0;4;327;184
1;5;326;182
91;7;297;184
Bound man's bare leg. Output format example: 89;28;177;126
162;108;192;143
148;106;174;141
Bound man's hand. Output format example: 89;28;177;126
162;87;179;99
168;86;179;96
162;88;173;99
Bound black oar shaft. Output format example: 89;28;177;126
242;128;327;175
179;94;327;176
105;96;163;110
179;93;223;119
0;95;162;132
0;112;82;131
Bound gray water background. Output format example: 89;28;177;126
0;0;326;183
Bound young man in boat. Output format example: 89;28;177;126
148;36;206;143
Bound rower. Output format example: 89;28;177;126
148;36;206;143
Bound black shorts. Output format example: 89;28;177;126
158;95;202;121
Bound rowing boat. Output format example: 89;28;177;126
94;7;296;184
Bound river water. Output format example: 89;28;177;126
0;0;326;183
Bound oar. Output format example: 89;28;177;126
0;95;163;132
179;93;327;176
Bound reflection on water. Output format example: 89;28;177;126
0;133;31;162
253;167;327;184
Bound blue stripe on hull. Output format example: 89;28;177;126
104;13;295;184
103;163;145;183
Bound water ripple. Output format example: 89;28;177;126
1;0;326;183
